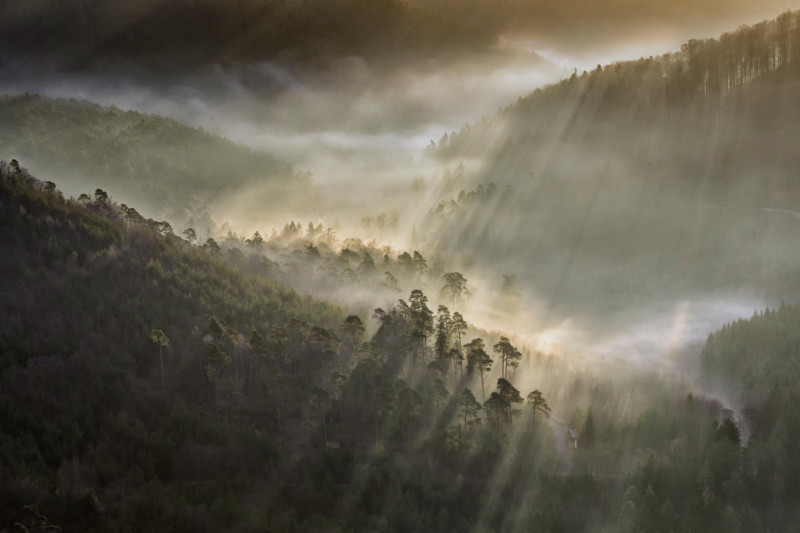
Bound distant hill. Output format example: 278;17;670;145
0;94;308;226
0;0;492;70
421;10;800;318
431;9;800;187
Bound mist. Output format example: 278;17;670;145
0;43;562;231
6;2;800;530
3;13;794;359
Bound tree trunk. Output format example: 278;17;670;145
421;341;427;394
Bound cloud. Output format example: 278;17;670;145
410;0;800;67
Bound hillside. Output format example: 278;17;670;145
698;305;800;526
4;160;800;531
5;4;800;531
0;94;308;227
0;160;345;530
420;10;800;319
432;9;800;188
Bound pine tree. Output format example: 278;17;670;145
526;389;551;422
459;388;482;430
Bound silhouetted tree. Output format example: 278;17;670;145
407;289;434;375
465;338;492;402
202;238;221;253
526;389;551;422
496;378;523;423
432;378;449;417
484;392;506;431
441;272;470;308
450;312;468;378
149;329;169;391
412;251;428;277
493;336;522;381
245;230;264;247
182;227;197;244
434;305;451;377
459;388;482;430
205;342;231;381
342;315;365;349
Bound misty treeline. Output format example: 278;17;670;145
0;163;554;531
207;217;470;307
415;9;800;320
430;8;800;183
4;161;800;531
0;0;490;68
0;94;308;227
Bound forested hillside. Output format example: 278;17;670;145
433;9;800;169
0;95;308;227
420;10;800;319
698;305;800;528
0;160;345;530
3;160;799;531
4;0;800;530
702;304;800;395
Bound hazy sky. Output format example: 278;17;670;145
411;0;800;67
3;1;797;187
2;0;798;224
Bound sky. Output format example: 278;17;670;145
2;1;797;198
411;0;800;67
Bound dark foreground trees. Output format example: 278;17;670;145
4;162;796;532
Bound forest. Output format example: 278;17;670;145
416;10;800;325
3;3;800;533
2;159;800;531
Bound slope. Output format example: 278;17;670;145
0;160;345;530
0;94;309;227
421;10;800;321
3;159;799;532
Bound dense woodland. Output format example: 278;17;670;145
2;160;800;531
416;9;800;320
3;6;800;533
430;9;800;193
